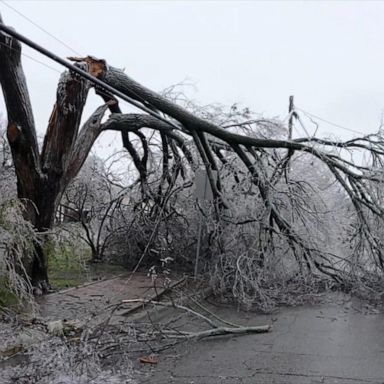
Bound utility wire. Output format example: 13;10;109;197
296;106;365;136
0;40;61;74
3;10;364;139
0;0;81;56
0;23;182;131
0;27;160;122
0;3;154;116
0;40;156;115
295;114;312;138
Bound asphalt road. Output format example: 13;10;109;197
138;294;384;384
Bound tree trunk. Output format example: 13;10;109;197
0;17;93;290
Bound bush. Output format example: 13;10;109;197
0;199;37;312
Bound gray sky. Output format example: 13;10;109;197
1;0;384;156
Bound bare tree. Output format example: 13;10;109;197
1;15;384;293
61;155;127;263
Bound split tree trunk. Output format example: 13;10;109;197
0;18;94;290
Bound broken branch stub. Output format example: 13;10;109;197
68;55;107;78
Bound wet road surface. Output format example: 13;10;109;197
36;273;169;323
138;294;384;384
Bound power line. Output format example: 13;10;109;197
0;40;61;74
296;106;365;136
0;23;182;132
0;42;151;112
0;26;157;116
0;0;81;56
3;11;363;139
295;114;312;138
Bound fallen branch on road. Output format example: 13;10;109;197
181;325;271;340
121;298;272;339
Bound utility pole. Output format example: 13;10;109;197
286;95;295;177
288;95;294;141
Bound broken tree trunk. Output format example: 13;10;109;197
0;19;109;290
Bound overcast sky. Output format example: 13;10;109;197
1;0;384;156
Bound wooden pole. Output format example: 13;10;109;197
288;95;294;141
286;95;295;176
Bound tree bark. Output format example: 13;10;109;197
0;18;41;223
0;18;102;290
0;19;47;288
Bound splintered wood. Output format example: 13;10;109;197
68;56;107;78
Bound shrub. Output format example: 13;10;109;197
0;199;37;312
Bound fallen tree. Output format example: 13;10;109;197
1;14;384;294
